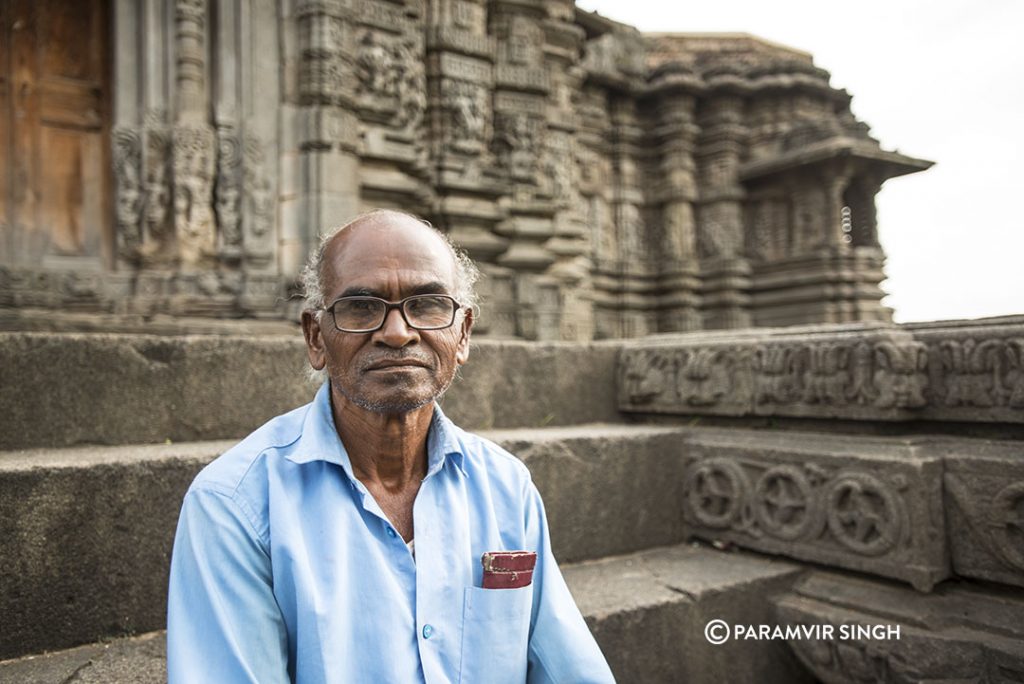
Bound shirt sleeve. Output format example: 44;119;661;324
523;481;617;684
167;486;290;684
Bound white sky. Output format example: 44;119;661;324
576;0;1024;323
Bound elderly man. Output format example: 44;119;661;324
167;210;615;683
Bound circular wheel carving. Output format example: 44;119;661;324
684;458;748;529
826;473;900;556
755;466;814;540
990;482;1024;571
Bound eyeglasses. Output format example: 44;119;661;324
323;294;463;333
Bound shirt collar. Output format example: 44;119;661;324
285;383;467;479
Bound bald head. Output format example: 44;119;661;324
301;210;479;314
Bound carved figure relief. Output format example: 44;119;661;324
112;128;143;257
144;127;172;245
243;133;274;240
802;343;850;405
493;113;539;181
173;125;216;263
356;30;425;130
872;341;927;408
677;348;732;406
215;126;242;250
939;338;1023;408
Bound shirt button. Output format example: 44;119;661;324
386;527;397;538
422;624;434;639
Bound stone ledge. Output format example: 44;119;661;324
0;544;810;684
773;571;1024;683
0;424;681;659
0;333;622;450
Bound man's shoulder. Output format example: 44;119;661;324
445;421;533;487
190;402;311;495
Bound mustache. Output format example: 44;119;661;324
359;351;434;371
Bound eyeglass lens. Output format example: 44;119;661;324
332;296;455;331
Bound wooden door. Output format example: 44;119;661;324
1;0;110;270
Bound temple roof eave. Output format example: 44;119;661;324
739;137;935;183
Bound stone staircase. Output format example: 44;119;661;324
2;322;1023;682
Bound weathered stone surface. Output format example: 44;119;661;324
0;425;680;658
569;543;811;684
619;319;1024;424
440;340;622;430
939;439;1024;588
774;571;1024;683
485;424;689;563
0;334;623;450
0;632;166;684
680;428;948;591
0;442;228;660
0;333;314;450
0;544;810;684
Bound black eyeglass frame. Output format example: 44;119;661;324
322;294;464;333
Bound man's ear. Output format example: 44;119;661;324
455;306;474;366
301;310;327;371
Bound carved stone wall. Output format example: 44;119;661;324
1;4;933;338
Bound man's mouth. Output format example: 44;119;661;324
366;360;429;371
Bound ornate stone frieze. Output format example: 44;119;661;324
774;572;1024;683
618;325;1024;421
681;430;947;590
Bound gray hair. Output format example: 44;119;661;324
300;209;481;316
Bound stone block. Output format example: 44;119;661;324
680;429;948;591
0;442;227;659
568;544;810;684
484;424;689;563
440;339;622;430
940;439;1024;588
0;333;315;450
773;571;1024;683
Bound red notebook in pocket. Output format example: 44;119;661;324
481;551;537;589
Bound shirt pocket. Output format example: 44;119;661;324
459;585;533;684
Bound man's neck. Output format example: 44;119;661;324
329;387;433;492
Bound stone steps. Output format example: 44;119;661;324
0;543;810;684
0;424;688;660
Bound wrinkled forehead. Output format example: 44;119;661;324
321;217;458;297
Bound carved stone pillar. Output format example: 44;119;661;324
424;0;512;335
696;92;752;329
283;0;360;287
652;90;701;332
489;0;560;340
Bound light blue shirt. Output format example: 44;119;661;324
167;383;615;683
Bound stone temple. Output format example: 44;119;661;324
1;0;932;339
2;2;1023;683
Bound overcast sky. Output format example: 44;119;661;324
576;0;1023;323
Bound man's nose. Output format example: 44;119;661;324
373;307;419;347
